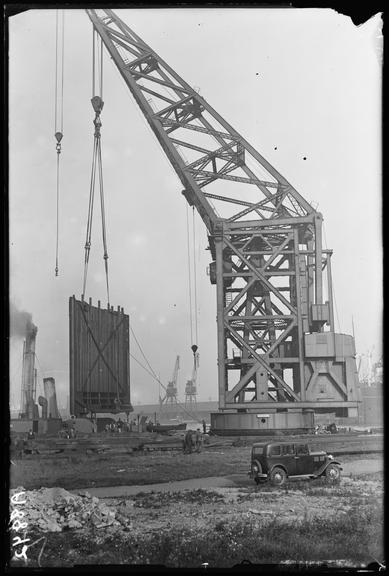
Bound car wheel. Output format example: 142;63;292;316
325;463;341;483
270;467;287;486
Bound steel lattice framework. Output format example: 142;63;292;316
87;9;360;416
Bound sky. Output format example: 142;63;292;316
9;8;382;410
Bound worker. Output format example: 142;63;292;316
195;428;203;453
202;419;207;434
183;430;194;454
14;436;23;459
117;418;123;433
27;429;35;440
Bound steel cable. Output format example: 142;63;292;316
83;31;110;304
192;207;199;347
54;10;65;276
129;323;203;424
186;203;194;345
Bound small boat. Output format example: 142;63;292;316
151;423;187;433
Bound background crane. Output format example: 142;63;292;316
185;351;199;407
159;355;180;407
84;9;361;432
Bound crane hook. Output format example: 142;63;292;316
55;131;63;153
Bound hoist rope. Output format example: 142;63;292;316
82;30;110;304
54;10;59;133
129;324;158;379
82;137;98;297
54;10;65;277
60;11;64;132
192;207;199;347
186;204;194;345
100;37;103;99
55;152;60;276
92;29;95;97
97;134;110;304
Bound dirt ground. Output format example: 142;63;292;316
103;475;383;539
82;457;384;497
9;454;383;568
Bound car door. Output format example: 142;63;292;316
295;444;312;475
279;443;297;476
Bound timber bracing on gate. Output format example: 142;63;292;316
69;296;132;416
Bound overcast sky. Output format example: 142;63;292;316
9;8;382;409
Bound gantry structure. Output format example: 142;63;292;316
87;9;360;424
160;355;179;407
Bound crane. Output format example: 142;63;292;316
86;9;361;432
159;355;180;407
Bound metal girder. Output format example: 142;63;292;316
87;9;361;419
222;401;360;410
86;9;315;227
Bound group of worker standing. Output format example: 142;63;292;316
183;428;203;454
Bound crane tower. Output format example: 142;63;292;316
185;351;199;407
160;355;180;407
87;9;361;433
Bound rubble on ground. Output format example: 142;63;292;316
10;487;131;533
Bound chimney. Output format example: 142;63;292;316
43;377;60;419
38;396;48;419
21;322;38;418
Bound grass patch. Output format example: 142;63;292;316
10;448;251;490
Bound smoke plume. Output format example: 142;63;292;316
10;301;34;339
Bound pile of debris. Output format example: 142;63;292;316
10;487;130;533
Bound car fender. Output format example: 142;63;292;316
249;459;263;477
315;459;342;477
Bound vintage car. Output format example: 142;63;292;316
249;441;342;486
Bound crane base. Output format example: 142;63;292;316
210;410;315;436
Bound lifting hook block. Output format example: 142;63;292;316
91;95;104;115
55;131;63;153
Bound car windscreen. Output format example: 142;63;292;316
252;446;264;456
